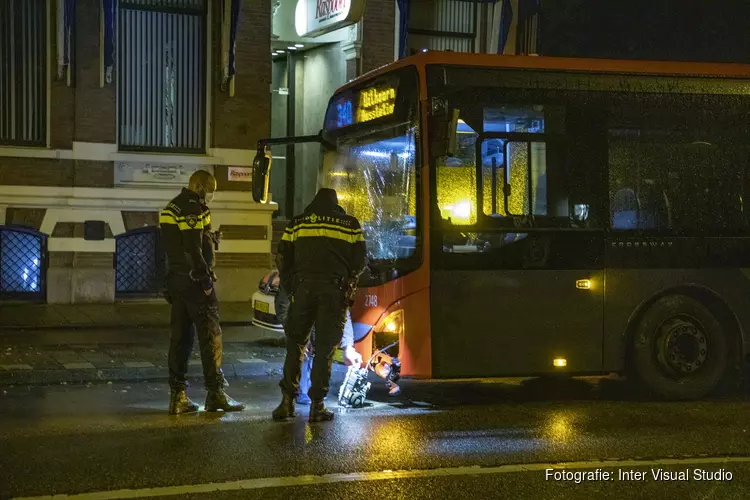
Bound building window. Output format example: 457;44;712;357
407;0;478;54
118;0;207;153
0;0;47;147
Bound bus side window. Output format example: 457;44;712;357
482;139;547;220
436;116;479;226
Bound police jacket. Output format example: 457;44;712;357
160;188;214;279
277;190;367;291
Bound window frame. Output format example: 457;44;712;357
116;0;209;154
0;0;49;148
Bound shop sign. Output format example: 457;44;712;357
295;0;366;38
228;166;253;182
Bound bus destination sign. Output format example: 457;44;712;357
329;83;397;130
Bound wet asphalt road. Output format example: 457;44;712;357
0;373;749;499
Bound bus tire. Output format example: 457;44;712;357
630;294;728;400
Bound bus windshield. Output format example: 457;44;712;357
319;68;420;278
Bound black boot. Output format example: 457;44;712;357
272;394;297;421
309;400;335;422
169;390;199;415
205;389;245;412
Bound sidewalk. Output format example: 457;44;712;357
0;302;287;386
0;340;285;386
0;301;254;330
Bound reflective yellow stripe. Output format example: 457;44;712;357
284;227;364;244
160;210;210;223
285;222;363;236
159;212;205;231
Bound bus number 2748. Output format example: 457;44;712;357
364;295;378;307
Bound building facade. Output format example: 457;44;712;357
0;0;505;304
0;0;275;304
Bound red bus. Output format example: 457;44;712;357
254;51;750;400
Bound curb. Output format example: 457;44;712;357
0;361;283;386
0;321;254;331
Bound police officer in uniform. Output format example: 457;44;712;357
272;188;367;422
276;282;361;405
160;170;245;414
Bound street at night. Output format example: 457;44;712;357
1;369;749;499
5;0;750;499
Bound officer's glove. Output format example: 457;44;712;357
209;269;218;283
189;270;214;296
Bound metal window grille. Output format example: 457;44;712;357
0;0;47;146
408;0;478;54
0;227;46;300
118;0;207;152
115;227;166;296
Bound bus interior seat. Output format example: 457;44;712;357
612;187;638;229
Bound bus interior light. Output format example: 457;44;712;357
553;358;567;367
576;279;591;290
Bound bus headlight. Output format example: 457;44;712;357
375;309;404;336
372;309;403;359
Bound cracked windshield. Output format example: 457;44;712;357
320;124;418;265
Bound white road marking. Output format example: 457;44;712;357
1;364;33;370
236;358;267;364
11;455;750;499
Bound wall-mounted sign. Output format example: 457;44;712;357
295;0;366;38
228;166;253;182
114;162;214;188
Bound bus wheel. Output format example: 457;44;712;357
630;295;727;400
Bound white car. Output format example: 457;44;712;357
251;270;284;332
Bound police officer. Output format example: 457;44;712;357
160;170;245;415
272;188;366;422
276;284;361;405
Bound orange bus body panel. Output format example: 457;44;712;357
342;51;750;379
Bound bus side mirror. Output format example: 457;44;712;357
252;147;272;203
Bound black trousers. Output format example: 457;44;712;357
167;274;226;392
280;278;348;401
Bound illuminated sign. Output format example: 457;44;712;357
357;87;396;123
336;100;353;128
295;0;366;38
326;80;400;131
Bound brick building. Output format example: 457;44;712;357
0;0;402;304
0;0;276;304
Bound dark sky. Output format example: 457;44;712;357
540;0;750;63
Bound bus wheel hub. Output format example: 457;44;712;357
660;318;708;374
